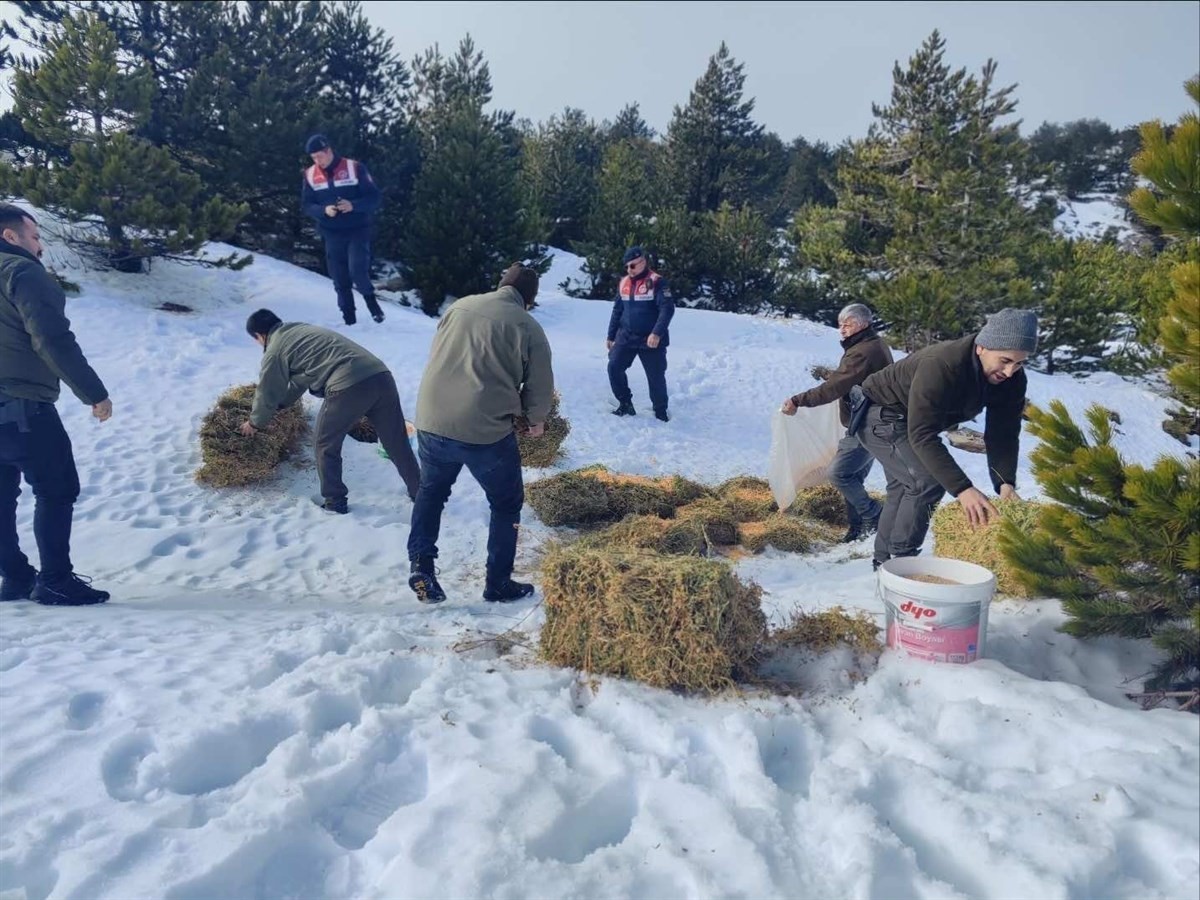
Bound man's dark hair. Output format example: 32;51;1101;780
0;204;35;235
246;308;283;337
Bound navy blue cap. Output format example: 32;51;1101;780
622;245;645;265
304;133;331;154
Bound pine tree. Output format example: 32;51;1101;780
1035;237;1150;375
1;11;247;270
999;403;1199;696
607;102;656;143
665;42;769;215
404;37;526;315
799;31;1050;349
571;139;658;298
703;202;780;313
519;107;605;249
1130;76;1200;412
1000;78;1200;705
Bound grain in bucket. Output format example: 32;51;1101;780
878;556;997;663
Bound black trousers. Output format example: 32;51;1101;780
0;402;81;581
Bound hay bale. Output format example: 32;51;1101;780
539;544;766;692
576;515;708;557
348;417;378;443
737;516;822;554
930;497;1044;597
197;384;309;488
527;465;712;529
517;391;571;468
674;498;739;546
770;606;882;653
526;469;613;527
717;475;778;522
787;483;849;526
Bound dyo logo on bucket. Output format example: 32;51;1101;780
899;600;937;620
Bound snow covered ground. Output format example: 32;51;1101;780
1;215;1197;900
1053;194;1137;244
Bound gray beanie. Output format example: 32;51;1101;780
976;308;1039;354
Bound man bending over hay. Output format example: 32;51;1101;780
240;308;420;514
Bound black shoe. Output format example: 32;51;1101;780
482;579;535;602
840;525;864;544
31;573;110;606
365;295;385;323
861;515;880;536
654;409;670;422
313;496;349;514
872;558;886;572
612;402;636;416
342;309;357;325
0;568;36;602
409;558;446;604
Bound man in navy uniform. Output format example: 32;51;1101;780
606;246;674;422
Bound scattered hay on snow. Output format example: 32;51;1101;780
526;465;710;527
716;475;778;522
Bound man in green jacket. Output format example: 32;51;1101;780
240;309;420;513
782;302;893;542
856;308;1037;570
0;204;112;606
407;265;554;604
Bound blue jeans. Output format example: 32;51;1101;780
0;402;81;581
407;431;524;585
828;433;881;527
608;342;668;413
323;231;373;314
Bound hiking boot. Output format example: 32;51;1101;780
612;402;636;417
0;567;36;602
32;573;110;606
839;525;864;544
342;309;357;326
482;579;535;602
408;557;446;604
654;409;670;422
313;496;349;514
365;295;385;323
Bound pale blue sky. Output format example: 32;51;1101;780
364;0;1200;142
3;1;1197;142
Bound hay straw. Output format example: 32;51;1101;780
196;384;309;488
347;417;378;443
517;391;571;468
539;544;766;693
769;606;882;653
737;516;822;554
716;475;778;522
526;465;711;528
930;497;1044;597
673;498;739;546
787;483;848;526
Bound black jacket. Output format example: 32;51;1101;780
792;327;894;426
861;334;1026;496
0;239;107;405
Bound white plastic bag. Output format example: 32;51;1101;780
767;403;843;511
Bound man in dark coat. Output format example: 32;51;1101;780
782;302;894;541
607;245;674;422
300;133;385;326
856;308;1038;570
0;204;112;606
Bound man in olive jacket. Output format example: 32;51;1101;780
407;265;554;605
240;309;420;513
856;308;1038;569
782;302;893;542
0;204;112;606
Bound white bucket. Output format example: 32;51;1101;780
878;557;996;663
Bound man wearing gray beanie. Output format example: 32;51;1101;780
853;308;1038;570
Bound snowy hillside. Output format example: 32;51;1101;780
1;213;1197;900
1052;193;1138;244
